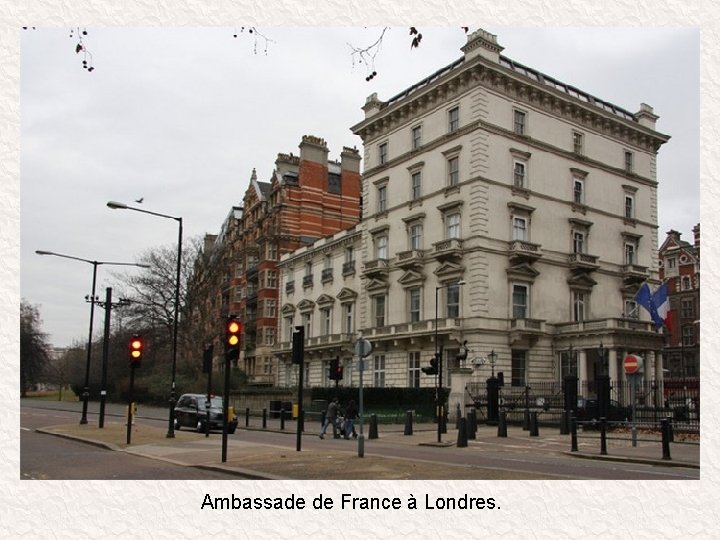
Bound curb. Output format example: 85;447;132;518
563;451;700;469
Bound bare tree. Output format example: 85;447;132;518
20;300;52;396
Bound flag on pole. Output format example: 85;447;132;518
652;282;672;331
634;282;671;330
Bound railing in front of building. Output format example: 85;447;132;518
554;318;654;334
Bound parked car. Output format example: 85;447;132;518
575;398;632;424
173;393;238;433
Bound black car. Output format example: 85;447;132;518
173;393;238;433
575;398;632;424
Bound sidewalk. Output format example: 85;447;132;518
26;400;699;479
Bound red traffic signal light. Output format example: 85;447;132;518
129;335;143;365
329;357;343;380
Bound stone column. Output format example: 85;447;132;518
578;349;588;398
608;348;618;386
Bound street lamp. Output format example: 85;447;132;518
434;279;466;443
107;201;183;438
488;349;497;378
35;250;146;424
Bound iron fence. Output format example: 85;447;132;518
466;377;699;432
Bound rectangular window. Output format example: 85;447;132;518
374;296;386;327
302;312;312;338
408;352;421;388
284;316;294;342
343;303;354;334
511;350;527;387
514;110;526;135
266;270;277;289
377;185;387;213
624;243;636;265
411;171;422;200
573;132;584;154
375;234;388;259
448;107;459;133
446;213;461;239
513;161;526;188
319;308;332;335
447;156;459;187
625;299;639;319
374;355;386;387
265;328;276;347
573;178;584;204
681;299;694;319
512;217;527;241
624;151;633;173
682;325;695;347
379;142;388;165
265;299;277;318
412;125;422;150
573;231;585;254
409;223;423;250
512;284;528;319
267;242;278;260
573;291;586;322
560;351;577;378
625;194;635;219
409;287;421;322
446;283;460;318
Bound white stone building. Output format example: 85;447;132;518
276;29;670;400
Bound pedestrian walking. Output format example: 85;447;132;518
344;399;358;439
319;397;340;439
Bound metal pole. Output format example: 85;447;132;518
167;217;183;438
80;262;99;425
296;327;304;452
99;287;112;428
358;355;364;458
126;364;135;445
435;286;441;443
221;349;231;462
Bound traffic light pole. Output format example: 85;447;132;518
293;326;304;452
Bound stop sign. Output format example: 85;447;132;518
624;354;643;375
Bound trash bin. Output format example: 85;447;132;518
292;403;299;419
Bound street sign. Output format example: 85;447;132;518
623;354;643;375
355;338;373;358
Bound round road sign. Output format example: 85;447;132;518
623;354;643;375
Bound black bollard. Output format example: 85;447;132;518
600;417;608;455
498;410;508;437
280;408;285;430
404;410;413;436
299;410;305;433
369;414;379;439
570;417;578;452
560;410;569;435
661;418;672;460
529;411;539;436
457;417;468;447
468;408;477;440
245;407;250;427
262;408;267;429
455;403;462;429
523;409;530;431
668;417;674;443
440;404;447;434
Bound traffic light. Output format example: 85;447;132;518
422;353;439;375
226;317;242;360
128;334;143;367
328;357;343;380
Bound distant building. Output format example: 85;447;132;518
191;136;361;384
658;225;700;378
277;28;671;397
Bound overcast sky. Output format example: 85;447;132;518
20;26;699;349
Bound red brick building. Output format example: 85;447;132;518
194;136;361;384
658;224;700;378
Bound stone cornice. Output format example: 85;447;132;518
352;55;670;153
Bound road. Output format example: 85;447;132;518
20;400;699;480
21;407;241;480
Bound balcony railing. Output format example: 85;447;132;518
302;274;313;288
433;238;464;260
342;260;356;276
321;268;333;283
396;249;426;268
568;252;599;270
508;240;542;262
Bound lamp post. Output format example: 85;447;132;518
488;349;497;378
35;250;146;424
107;201;183;438
434;280;465;443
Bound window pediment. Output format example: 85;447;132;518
316;294;335;307
297;299;315;313
281;303;296;316
337;287;358;302
506;263;539;281
398;269;426;287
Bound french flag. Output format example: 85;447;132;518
634;282;672;330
